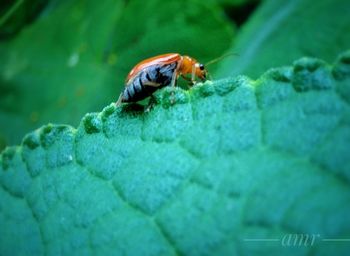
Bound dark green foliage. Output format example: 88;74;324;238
216;0;350;79
0;0;48;38
0;0;234;148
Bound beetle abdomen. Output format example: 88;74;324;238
122;62;177;103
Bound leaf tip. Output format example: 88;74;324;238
82;113;103;134
333;50;350;80
153;87;190;108
101;103;117;120
39;124;74;148
261;67;293;83
22;131;41;150
1;146;17;170
292;57;332;91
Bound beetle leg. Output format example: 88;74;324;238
191;64;196;85
116;93;123;106
145;95;156;112
170;71;178;105
170;70;177;88
143;81;161;87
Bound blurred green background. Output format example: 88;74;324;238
0;0;349;151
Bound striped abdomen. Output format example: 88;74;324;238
121;62;177;103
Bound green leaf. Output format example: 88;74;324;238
1;51;350;255
206;0;259;7
0;0;234;149
0;0;48;38
216;0;350;79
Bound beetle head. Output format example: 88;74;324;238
181;56;208;82
194;62;208;81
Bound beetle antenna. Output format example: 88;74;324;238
205;52;238;66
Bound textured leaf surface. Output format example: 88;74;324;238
1;51;350;255
216;0;350;78
0;0;234;148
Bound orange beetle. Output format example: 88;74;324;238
116;53;208;106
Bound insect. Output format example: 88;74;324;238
116;53;208;106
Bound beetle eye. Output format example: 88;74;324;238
199;64;204;70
